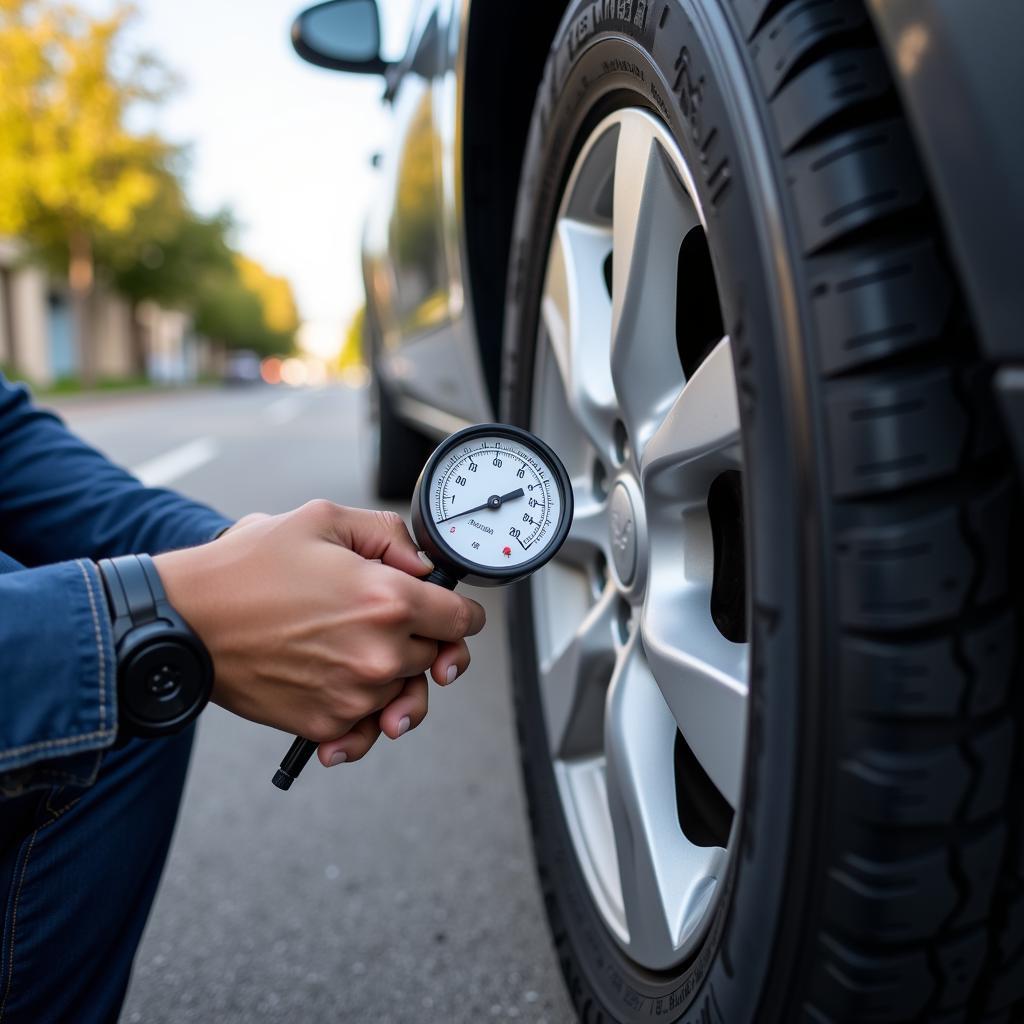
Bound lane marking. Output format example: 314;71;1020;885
266;393;308;425
132;438;220;488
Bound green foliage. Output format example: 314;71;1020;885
194;256;299;358
109;188;236;308
0;0;302;362
0;0;172;263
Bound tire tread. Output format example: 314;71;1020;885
755;0;1023;1019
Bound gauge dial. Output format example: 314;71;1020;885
426;433;565;571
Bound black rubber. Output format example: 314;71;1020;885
371;374;434;501
500;1;1022;1021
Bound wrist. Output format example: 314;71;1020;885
151;548;205;633
153;546;231;694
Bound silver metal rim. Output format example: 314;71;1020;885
530;108;749;971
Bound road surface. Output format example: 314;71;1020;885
49;384;574;1024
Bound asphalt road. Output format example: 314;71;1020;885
50;384;574;1024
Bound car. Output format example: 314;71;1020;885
291;2;1024;1021
222;348;263;386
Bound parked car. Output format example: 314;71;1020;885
292;1;1024;1020
223;349;263;386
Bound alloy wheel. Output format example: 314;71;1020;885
530;107;750;971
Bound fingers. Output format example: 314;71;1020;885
317;714;383;767
407;580;486;643
295;503;485;646
379;675;429;740
396;636;440;679
317;674;429;766
314;503;433;579
430;640;470;687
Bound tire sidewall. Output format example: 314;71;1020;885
501;2;822;1021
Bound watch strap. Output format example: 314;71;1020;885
97;554;213;737
98;555;160;643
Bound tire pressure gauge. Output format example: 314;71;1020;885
272;423;573;790
411;423;573;589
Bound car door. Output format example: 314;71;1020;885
364;0;492;432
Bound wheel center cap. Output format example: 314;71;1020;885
609;482;638;585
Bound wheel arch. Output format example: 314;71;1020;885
859;0;1024;363
461;0;571;413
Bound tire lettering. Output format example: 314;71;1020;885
673;46;733;209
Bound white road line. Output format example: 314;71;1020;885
266;393;308;425
132;438;220;488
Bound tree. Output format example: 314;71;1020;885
194;255;299;358
105;175;237;371
236;255;300;353
339;305;366;370
0;0;173;382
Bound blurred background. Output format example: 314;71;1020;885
0;2;575;1020
0;0;419;392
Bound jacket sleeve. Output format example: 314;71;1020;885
0;556;117;796
0;375;231;566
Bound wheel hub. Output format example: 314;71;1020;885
608;478;641;589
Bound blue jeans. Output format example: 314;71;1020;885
0;727;194;1023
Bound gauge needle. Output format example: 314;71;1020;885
438;488;525;524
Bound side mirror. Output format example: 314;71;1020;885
291;0;388;75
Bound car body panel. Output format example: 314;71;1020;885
865;0;1024;481
362;0;492;436
866;0;1024;363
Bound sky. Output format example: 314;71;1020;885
107;0;421;356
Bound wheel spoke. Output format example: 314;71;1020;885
558;482;609;569
604;636;724;968
640;336;741;499
610;113;702;455
641;585;748;808
541;583;619;758
542;218;617;463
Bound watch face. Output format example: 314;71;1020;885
122;638;209;734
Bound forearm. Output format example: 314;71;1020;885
0;560;117;797
0;377;230;566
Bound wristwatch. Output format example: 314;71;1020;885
96;554;213;738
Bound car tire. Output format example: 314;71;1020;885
371;374;434;501
501;2;1022;1022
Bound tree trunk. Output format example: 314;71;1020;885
0;266;17;374
69;228;95;387
129;300;147;377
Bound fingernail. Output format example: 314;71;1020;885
418;551;434;571
397;716;411;737
329;751;348;767
445;665;458;686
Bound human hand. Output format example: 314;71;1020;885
154;501;485;760
221;512;272;536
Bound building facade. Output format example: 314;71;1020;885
0;237;209;388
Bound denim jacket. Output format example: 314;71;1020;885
0;375;230;796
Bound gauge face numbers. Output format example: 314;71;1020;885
429;435;563;571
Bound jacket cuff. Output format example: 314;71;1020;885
0;560;117;790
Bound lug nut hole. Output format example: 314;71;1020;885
613;421;630;465
616;598;632;645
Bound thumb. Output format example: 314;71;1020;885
326;506;433;578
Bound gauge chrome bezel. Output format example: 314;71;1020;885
411;423;574;588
